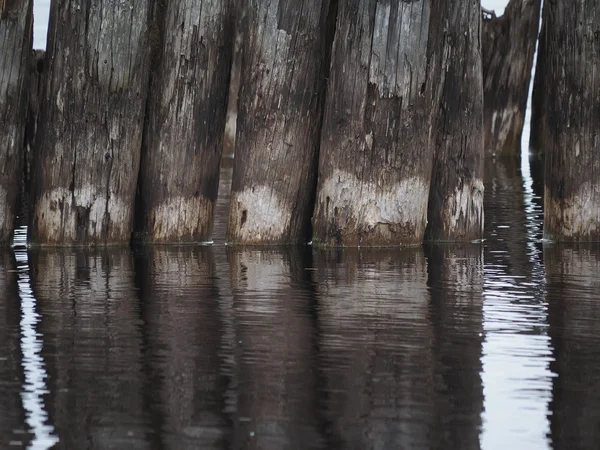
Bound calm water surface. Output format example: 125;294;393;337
2;155;600;449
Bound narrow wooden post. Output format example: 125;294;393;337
482;0;541;156
227;0;336;244
313;0;433;246
29;0;153;246
0;0;32;243
425;0;484;242
137;0;234;243
543;1;600;241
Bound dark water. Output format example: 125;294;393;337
2;154;600;450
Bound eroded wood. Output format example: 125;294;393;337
29;0;152;246
482;0;541;156
227;0;336;244
137;0;234;243
0;0;32;243
313;0;434;247
543;0;600;241
426;0;484;242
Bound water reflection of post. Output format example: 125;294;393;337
545;245;600;449
134;246;229;449
314;248;434;449
228;248;323;449
0;251;29;447
425;244;484;449
30;249;148;448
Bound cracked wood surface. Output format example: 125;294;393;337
313;0;434;246
0;0;31;243
227;0;335;244
29;0;152;246
426;0;484;242
542;0;600;241
137;0;234;243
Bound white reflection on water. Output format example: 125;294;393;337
480;7;554;446
13;227;59;450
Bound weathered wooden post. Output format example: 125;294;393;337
29;0;153;246
137;0;234;243
227;0;336;244
426;0;484;242
312;0;433;246
0;0;32;243
482;0;541;156
543;1;600;241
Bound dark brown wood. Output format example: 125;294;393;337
529;16;546;158
482;0;541;156
29;0;153;246
24;50;44;199
543;1;600;241
313;0;434;246
0;0;32;243
425;0;484;242
137;0;234;243
227;0;336;244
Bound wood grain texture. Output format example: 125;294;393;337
482;0;541;156
29;0;152;246
0;0;31;243
425;0;484;242
313;0;434;247
227;0;335;244
543;0;600;241
137;0;234;243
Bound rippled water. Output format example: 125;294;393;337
2;152;600;449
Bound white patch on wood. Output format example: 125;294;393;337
151;196;212;240
491;106;519;153
546;182;600;238
0;186;8;231
443;178;485;234
231;186;288;241
319;169;429;239
34;185;128;242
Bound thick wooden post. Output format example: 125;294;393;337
227;0;335;244
313;0;433;246
137;0;234;243
0;0;32;243
482;0;541;156
426;0;484;242
543;1;600;241
29;0;152;246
